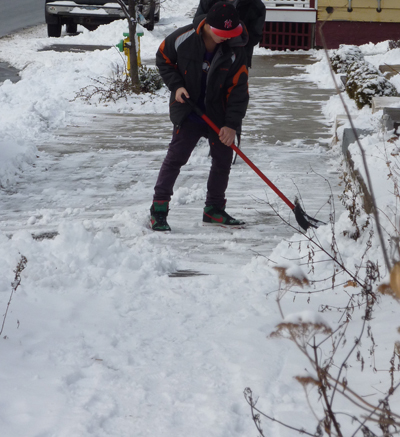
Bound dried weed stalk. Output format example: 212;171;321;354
244;25;400;437
246;259;400;436
1;255;27;338
73;62;163;104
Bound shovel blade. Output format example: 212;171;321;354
293;202;326;231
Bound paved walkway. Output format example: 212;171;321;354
1;54;341;275
0;60;19;83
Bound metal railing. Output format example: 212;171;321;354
345;0;382;13
263;0;315;8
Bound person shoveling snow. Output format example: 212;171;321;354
150;1;249;231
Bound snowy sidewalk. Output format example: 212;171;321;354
1;54;340;274
3;2;400;432
0;51;343;437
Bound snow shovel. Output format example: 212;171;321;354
183;96;325;231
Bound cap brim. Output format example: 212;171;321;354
210;23;243;38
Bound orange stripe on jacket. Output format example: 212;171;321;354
158;40;174;66
226;65;249;101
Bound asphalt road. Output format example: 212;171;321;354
0;0;44;38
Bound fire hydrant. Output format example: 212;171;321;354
116;28;144;71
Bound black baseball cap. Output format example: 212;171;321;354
206;2;243;38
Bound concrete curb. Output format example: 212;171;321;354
342;107;400;215
342;127;374;215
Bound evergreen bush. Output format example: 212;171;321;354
330;46;364;74
330;46;398;109
346;60;398;109
389;39;400;50
138;65;163;93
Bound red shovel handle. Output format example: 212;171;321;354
199;112;296;211
181;96;325;231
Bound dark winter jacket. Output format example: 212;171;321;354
194;0;266;67
156;15;249;138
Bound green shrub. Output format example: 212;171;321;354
389;39;400;50
138;65;163;93
330;46;364;74
346;60;398;109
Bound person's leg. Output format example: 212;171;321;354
154;122;206;201
205;138;233;208
203;138;245;226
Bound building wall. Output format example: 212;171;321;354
315;21;400;48
262;0;400;50
317;0;400;23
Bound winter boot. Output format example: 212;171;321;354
203;205;245;227
150;201;171;231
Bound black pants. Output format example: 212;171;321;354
153;120;233;208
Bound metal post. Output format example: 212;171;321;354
348;0;352;12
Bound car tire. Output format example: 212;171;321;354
66;22;78;34
144;0;155;31
84;24;98;31
47;23;62;37
145;16;155;31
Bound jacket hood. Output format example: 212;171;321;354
193;15;249;48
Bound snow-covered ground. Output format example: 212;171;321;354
1;1;400;436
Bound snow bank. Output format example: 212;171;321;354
0;0;195;188
1;3;400;435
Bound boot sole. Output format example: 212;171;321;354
148;221;171;232
202;222;246;229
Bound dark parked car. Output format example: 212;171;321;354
45;0;160;37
